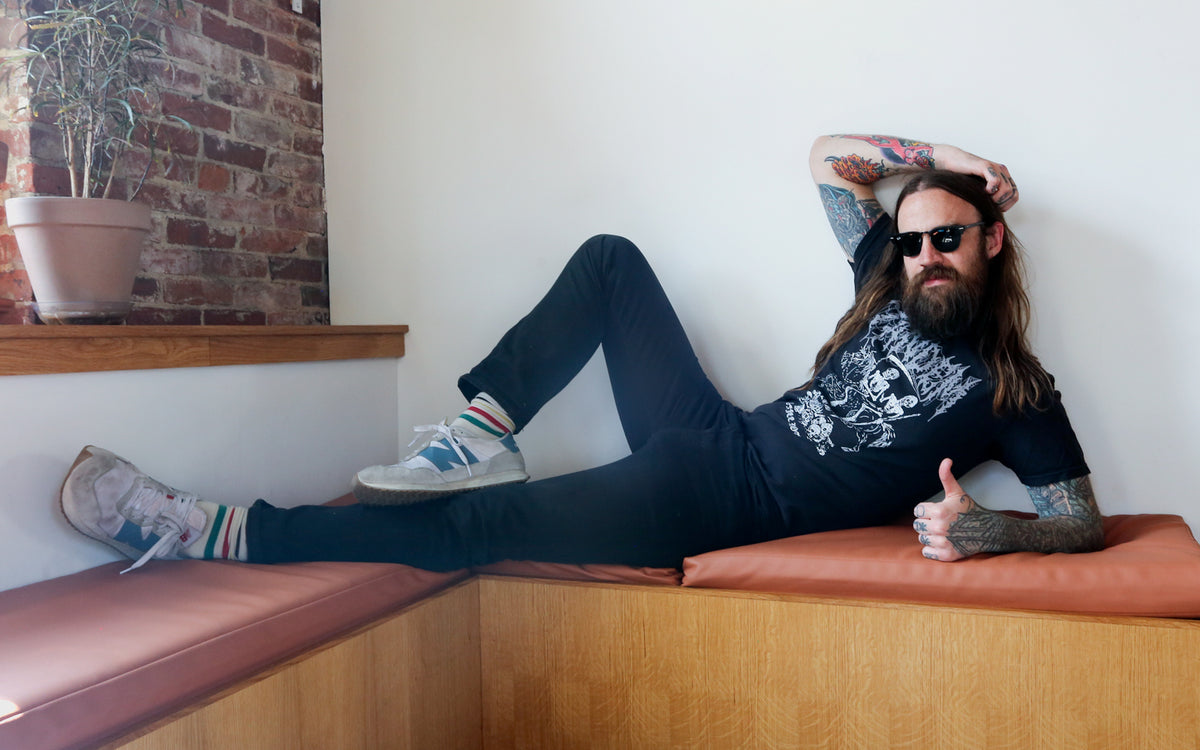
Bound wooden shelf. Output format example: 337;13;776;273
0;325;408;376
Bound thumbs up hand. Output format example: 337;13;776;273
913;458;981;562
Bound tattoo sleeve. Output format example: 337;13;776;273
946;476;1104;557
836;135;935;169
818;183;884;260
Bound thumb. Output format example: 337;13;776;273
938;458;965;499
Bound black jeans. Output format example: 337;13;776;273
247;235;781;570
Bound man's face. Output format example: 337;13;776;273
895;188;1004;339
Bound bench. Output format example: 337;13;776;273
3;513;1200;749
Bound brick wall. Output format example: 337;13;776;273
0;0;327;325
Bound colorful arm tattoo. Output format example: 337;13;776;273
818;183;884;260
935;476;1103;558
837;134;935;169
824;154;887;185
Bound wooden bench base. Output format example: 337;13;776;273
109;576;1200;749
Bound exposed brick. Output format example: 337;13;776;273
274;204;325;233
234;280;300;311
198;163;231;192
0;268;30;299
31;164;70;196
162;92;233;133
291;182;323;208
137;182;209;217
271;96;322;130
148;60;204;97
127;307;204;325
266;151;322;183
202;249;270;278
292;132;322;158
164;277;235;306
231;0;271;29
269;256;324;283
132;276;160;300
242;227;306;254
192;0;231;13
167;218;238;249
139;246;203;276
234;172;290;200
206;194;274;226
239;55;277;87
296;74;322;104
207;79;271;111
0;233;20;265
300;284;328;308
204;308;267;325
203;134;268;170
267;37;316;74
202;13;265;55
268;309;328;325
305;235;328;259
0;0;328;326
233;113;291;150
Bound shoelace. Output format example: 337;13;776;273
119;477;201;574
409;423;475;477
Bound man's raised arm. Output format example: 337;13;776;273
913;460;1105;562
809;134;1018;260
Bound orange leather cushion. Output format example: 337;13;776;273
682;515;1200;617
0;560;466;750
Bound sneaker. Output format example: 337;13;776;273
60;446;206;573
352;422;529;504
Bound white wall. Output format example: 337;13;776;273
0;360;399;591
324;0;1200;529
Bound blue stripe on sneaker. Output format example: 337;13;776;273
421;439;479;471
113;520;158;552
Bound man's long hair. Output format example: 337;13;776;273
809;171;1053;415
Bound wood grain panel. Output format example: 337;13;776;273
478;577;1200;750
0;325;407;375
108;580;482;750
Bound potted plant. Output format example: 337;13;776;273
3;0;186;324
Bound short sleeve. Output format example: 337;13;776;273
993;391;1091;486
851;213;896;294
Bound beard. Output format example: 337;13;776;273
900;263;987;340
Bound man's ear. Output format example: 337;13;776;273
984;221;1005;259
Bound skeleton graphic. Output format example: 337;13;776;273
789;302;980;454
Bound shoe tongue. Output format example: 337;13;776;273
185;507;207;537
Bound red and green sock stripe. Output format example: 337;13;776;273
452;392;515;438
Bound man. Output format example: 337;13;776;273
60;133;1102;574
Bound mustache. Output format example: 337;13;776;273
912;265;961;286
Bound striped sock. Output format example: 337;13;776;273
451;392;515;438
184;501;249;562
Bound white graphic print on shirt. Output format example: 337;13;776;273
785;302;982;455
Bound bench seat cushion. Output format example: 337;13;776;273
682;514;1200;617
0;559;467;750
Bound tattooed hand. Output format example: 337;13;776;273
913;458;986;562
927;144;1019;211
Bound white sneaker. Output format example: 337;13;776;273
352;422;529;504
60;446;206;573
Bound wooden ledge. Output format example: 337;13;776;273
0;325;408;376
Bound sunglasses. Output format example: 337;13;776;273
889;222;987;257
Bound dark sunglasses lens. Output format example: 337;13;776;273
930;226;964;252
894;233;922;256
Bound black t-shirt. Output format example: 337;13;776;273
741;217;1090;535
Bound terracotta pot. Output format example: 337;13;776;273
5;196;151;324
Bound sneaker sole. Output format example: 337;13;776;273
352;470;530;505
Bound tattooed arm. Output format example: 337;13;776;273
913;459;1104;562
809;134;1019;260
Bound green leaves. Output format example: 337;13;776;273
3;0;189;199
